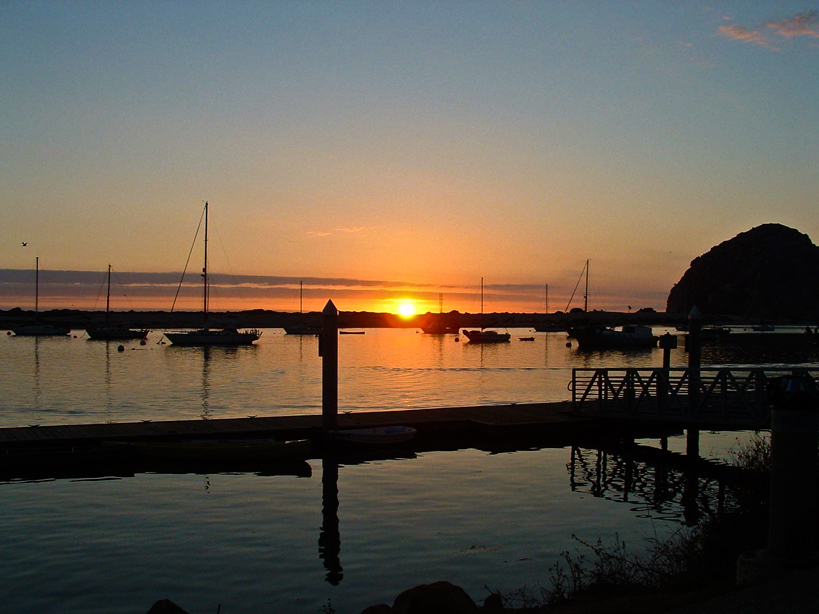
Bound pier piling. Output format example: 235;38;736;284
320;300;339;431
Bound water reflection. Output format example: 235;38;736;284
201;346;212;419
319;456;343;585
702;333;819;366
568;445;731;526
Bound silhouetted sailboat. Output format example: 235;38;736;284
284;281;321;335
11;257;70;337
86;265;149;340
164;202;261;346
461;278;510;343
421;293;460;334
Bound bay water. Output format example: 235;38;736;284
1;327;815;613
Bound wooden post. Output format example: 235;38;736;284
687;307;702;421
320;300;338;431
658;333;677;414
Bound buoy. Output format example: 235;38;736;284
6;331;11;335
566;341;572;347
117;345;125;352
455;337;460;342
140;339;146;346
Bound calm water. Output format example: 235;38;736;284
1;327;698;427
1;327;815;613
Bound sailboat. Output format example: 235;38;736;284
534;283;564;332
11;257;70;337
164;202;262;346
284;281;321;335
421;293;460;334
86;265;149;340
461;278;510;343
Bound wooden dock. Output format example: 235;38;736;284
0;402;611;448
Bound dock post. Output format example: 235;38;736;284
658;333;677;413
320;300;339;432
687;307;702;421
736;374;819;583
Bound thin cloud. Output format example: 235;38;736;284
718;24;780;50
766;10;819;39
306;227;368;238
335;227;366;234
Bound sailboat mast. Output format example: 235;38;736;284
35;256;39;322
106;264;112;326
203;201;209;322
583;259;589;312
480;277;484;330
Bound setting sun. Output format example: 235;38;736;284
397;301;416;318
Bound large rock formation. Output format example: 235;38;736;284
666;224;819;320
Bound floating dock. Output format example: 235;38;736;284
0;402;594;448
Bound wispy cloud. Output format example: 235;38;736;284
766;10;819;39
718;24;779;50
335;227;367;234
307;226;369;238
719;11;819;51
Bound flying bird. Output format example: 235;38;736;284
21;242;27;247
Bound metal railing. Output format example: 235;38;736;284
571;367;819;428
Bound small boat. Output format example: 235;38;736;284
164;202;261;346
462;278;511;343
330;426;416;446
339;330;365;335
284;281;321;335
533;285;565;332
421;294;460;334
10;257;71;337
573;324;658;350
86;265;149;340
519;336;535;341
534;324;564;332
421;320;460;335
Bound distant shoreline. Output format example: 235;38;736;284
0;307;805;331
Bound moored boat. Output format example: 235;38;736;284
86;265;149;340
11;257;70;337
164;202;261;346
421;321;461;335
462;278;511;343
284;281;321;335
573;324;659;350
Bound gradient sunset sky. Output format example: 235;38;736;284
2;1;817;314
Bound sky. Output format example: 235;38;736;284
2;1;817;315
